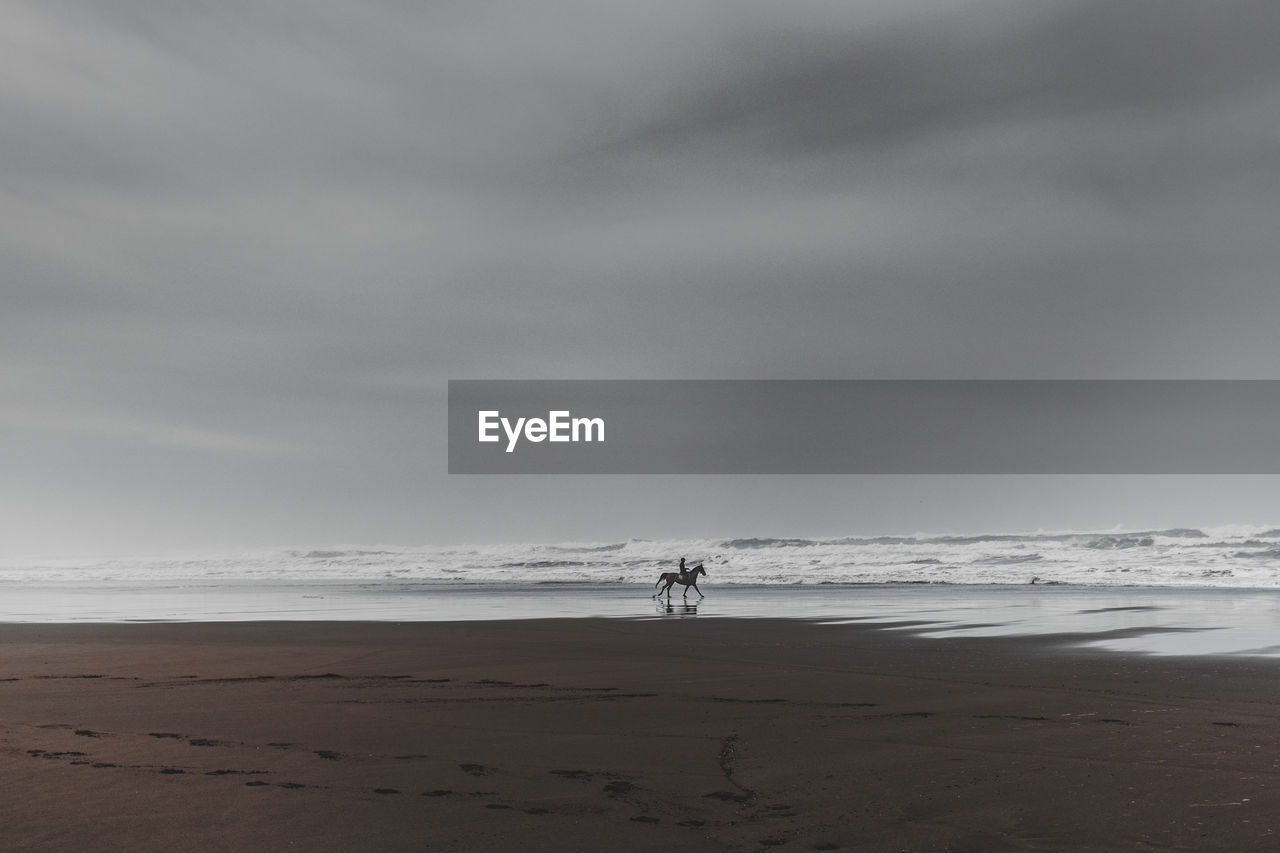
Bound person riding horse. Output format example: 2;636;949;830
653;557;708;599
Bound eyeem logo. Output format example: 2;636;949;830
478;410;605;453
453;379;1280;474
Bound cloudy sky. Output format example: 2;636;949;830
6;0;1280;555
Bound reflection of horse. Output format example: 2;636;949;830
653;564;707;599
659;601;698;616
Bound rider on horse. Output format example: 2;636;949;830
654;557;707;599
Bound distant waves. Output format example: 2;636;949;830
5;527;1280;588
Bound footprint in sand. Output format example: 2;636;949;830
548;769;594;780
39;751;88;760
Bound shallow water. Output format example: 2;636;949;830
2;581;1280;657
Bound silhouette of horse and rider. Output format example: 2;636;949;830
653;557;707;600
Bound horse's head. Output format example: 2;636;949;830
693;563;707;576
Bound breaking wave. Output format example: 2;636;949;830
5;526;1280;588
1085;536;1154;549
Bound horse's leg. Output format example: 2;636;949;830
693;582;704;598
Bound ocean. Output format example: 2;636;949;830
6;528;1280;657
8;525;1280;588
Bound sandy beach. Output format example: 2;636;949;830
2;618;1279;851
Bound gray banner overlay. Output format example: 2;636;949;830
449;380;1280;474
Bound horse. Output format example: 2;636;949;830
653;563;707;599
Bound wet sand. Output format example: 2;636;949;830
10;584;1280;659
3;618;1280;851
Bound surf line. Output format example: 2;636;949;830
477;410;605;453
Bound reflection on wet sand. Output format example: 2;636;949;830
1;582;1279;657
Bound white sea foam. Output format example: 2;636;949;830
6;526;1280;588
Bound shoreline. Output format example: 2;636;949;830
3;583;1280;658
4;618;1280;850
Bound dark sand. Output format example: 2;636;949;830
3;619;1280;851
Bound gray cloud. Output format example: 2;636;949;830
4;1;1280;552
617;0;1280;155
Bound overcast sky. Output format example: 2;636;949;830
6;0;1280;555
